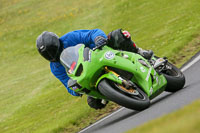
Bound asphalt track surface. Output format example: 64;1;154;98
79;52;200;133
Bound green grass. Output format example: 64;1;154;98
126;99;200;133
0;0;200;132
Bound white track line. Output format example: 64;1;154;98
79;53;200;133
79;107;125;133
181;53;200;72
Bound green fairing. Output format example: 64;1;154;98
61;44;167;99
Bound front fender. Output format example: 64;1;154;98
96;72;123;87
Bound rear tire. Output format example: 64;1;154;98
162;63;185;92
98;79;150;111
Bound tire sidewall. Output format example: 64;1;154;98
98;79;150;111
163;63;185;92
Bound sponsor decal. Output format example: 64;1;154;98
72;86;78;90
146;67;152;81
123;54;129;59
140;66;146;73
153;71;159;84
150;87;153;95
104;51;115;60
99;57;103;61
88;51;91;62
156;76;159;84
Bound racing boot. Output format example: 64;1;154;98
107;29;154;60
120;30;154;60
121;31;154;60
87;96;108;110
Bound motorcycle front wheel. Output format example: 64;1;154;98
162;62;185;92
98;79;150;111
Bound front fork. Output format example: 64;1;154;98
104;67;139;95
104;67;131;88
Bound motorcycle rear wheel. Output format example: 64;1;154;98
98;79;150;111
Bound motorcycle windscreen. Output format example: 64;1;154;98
60;44;83;74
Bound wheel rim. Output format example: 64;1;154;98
163;64;179;77
114;83;146;101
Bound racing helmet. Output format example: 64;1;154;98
36;31;63;62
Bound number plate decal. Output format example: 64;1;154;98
104;51;115;60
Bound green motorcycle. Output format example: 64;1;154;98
60;44;185;110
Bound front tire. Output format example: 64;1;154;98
162;62;185;92
98;79;150;111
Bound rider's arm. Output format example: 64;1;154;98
60;29;107;49
50;62;81;96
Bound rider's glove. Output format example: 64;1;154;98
94;36;107;47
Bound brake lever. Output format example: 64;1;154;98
92;40;108;51
157;59;168;74
92;45;102;51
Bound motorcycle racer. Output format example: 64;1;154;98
36;29;153;109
